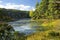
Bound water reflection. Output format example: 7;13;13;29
8;19;36;35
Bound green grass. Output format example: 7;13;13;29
26;19;60;40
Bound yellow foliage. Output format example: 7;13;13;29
26;19;60;40
26;30;60;40
41;20;60;27
29;10;33;17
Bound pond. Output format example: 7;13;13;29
8;18;39;35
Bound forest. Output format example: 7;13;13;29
28;0;60;40
0;0;60;40
0;8;30;22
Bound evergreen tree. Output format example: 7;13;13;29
32;0;60;20
32;0;49;20
47;0;56;19
35;2;39;8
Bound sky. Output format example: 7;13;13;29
0;0;41;11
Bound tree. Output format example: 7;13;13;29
29;10;34;17
47;0;56;19
0;8;30;22
32;0;60;20
35;1;39;8
32;0;49;20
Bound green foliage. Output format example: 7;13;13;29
32;0;60;20
0;23;14;40
29;10;34;17
26;30;60;40
0;23;26;40
0;8;30;22
14;31;26;40
48;31;60;37
35;2;39;8
32;0;49;19
28;0;60;40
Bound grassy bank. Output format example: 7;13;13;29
26;19;60;40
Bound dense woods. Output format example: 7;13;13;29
0;8;30;22
30;0;60;20
27;0;60;40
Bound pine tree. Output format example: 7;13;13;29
48;0;56;19
32;0;60;20
32;0;49;20
35;2;39;8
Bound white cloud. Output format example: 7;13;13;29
0;1;35;11
19;4;35;11
31;8;35;11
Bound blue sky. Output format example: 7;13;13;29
0;0;41;11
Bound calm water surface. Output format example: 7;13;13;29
8;19;38;34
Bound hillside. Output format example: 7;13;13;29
0;8;30;22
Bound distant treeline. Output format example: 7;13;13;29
0;8;30;22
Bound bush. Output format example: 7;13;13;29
48;31;60;37
0;23;14;40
